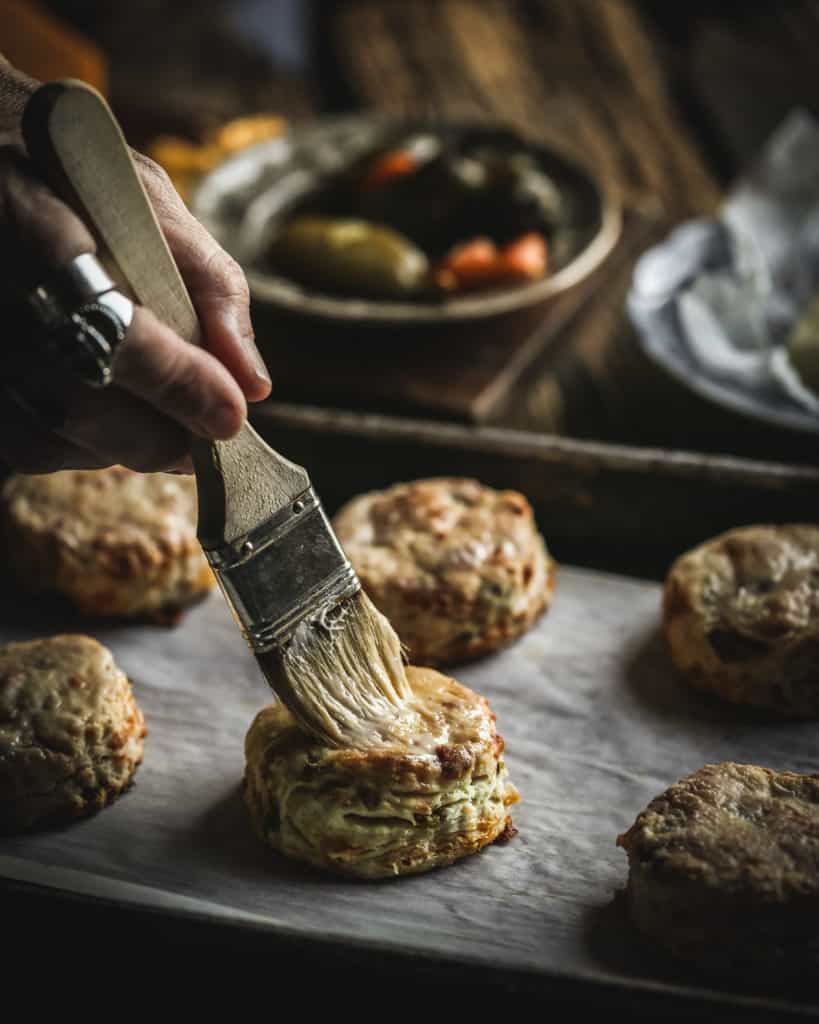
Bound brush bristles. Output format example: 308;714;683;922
259;590;414;747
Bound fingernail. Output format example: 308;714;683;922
225;309;271;387
247;337;271;387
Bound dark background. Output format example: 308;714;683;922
41;0;819;184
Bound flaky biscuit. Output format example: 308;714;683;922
662;524;819;715
332;477;555;666
0;634;146;832
1;466;214;621
243;666;518;879
617;762;819;977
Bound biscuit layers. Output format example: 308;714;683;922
244;666;518;879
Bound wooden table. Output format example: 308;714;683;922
62;0;816;463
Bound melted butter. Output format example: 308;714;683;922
262;590;488;756
365;694;449;756
261;590;415;748
359;672;487;757
293;680;455;756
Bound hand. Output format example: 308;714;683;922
0;69;271;475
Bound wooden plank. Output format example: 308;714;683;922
251;402;819;578
485;206;661;434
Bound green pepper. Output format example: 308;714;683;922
267;215;429;299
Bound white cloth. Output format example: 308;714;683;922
628;109;819;433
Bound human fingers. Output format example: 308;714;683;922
133;151;271;402
57;382;195;473
110;303;248;441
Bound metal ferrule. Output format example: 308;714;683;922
203;486;360;653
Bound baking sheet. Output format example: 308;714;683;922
1;567;817;1015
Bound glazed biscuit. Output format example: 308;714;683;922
332;477;555;666
243;666;518;879
662;524;819;716
617;762;819;978
0;635;146;832
1;466;214;622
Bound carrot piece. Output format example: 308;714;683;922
500;232;548;280
433;233;548;292
432;237;496;291
361;149;419;190
444;237;498;272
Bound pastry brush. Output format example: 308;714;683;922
22;79;412;746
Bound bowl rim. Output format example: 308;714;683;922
194;114;624;324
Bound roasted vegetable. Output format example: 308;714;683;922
360;148;421;191
433;233;548;293
267;216;429;299
349;144;565;258
354;151;488;255
265;129;583;299
471;152;564;243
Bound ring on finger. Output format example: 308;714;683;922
25;252;134;388
26;251;117;324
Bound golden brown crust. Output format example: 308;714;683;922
243;666;518;879
332;477;555;666
662;524;819;715
0;634;146;832
617;762;819;976
1;467;214;621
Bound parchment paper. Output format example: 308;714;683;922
1;567;817;1015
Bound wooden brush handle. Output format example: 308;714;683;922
22;78;309;547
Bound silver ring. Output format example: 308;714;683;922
26;252;117;327
67;291;134;387
57;252;116;303
24;254;134;388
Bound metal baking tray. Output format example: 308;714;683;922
0;559;817;1017
2;403;818;1013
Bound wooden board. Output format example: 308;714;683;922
0;566;816;1018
